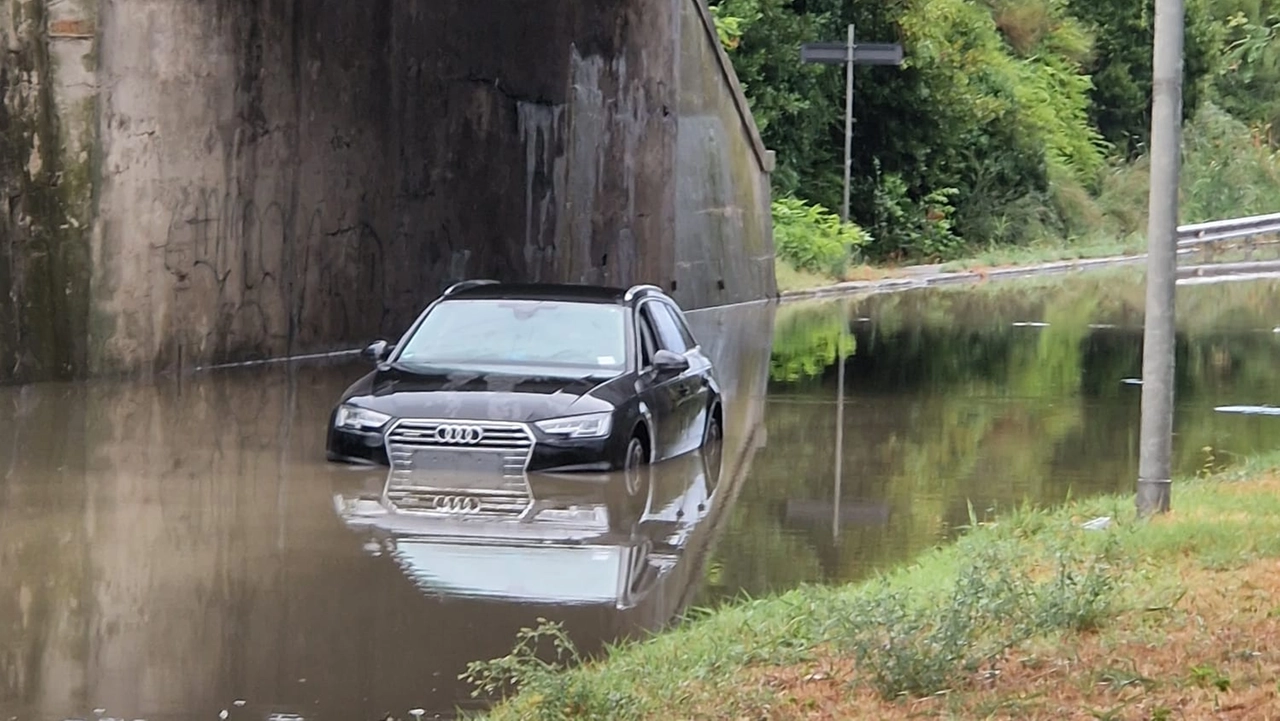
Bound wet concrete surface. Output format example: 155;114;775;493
5;269;1280;720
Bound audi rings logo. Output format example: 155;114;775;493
433;424;485;444
426;495;482;513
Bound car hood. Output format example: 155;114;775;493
340;363;620;422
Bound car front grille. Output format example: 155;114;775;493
383;418;535;515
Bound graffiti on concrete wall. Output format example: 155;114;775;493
153;182;388;364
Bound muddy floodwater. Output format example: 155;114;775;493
5;270;1280;720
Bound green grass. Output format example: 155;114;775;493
774;235;1145;293
772;257;842;292
775;236;1280;294
466;449;1280;720
937;233;1146;271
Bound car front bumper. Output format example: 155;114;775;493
325;424;622;473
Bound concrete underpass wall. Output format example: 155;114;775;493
0;0;97;381
1;0;775;382
674;1;775;309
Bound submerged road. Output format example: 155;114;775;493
5;268;1280;720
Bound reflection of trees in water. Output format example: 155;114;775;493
767;303;854;384
702;274;1280;606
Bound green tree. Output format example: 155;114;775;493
711;0;1109;260
1209;0;1280;140
1064;0;1218;157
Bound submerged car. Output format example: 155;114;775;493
326;281;723;488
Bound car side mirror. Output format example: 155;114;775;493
362;340;390;363
652;349;689;374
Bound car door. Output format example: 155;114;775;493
664;301;715;442
635;305;682;461
641;300;705;458
658;300;715;452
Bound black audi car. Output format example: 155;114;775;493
326;281;723;484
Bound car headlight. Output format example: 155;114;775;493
334;404;392;431
535;412;613;439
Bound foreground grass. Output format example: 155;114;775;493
471;453;1280;720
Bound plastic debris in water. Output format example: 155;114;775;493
219;712;229;721
409;711;426;721
1080;516;1112;531
233;701;246;707
1121;378;1143;385
1012;321;1049;327
1215;405;1280;416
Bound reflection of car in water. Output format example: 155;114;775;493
334;443;723;610
326;282;724;516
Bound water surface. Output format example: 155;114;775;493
4;270;1280;720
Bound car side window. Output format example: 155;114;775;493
668;304;697;349
637;312;659;368
643;302;690;354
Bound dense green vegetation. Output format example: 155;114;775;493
714;0;1280;274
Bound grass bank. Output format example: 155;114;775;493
773;236;1148;293
470;453;1280;720
775;237;1280;294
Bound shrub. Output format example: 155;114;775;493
867;170;965;260
1090;101;1280;233
771;196;871;276
1181;101;1280;222
836;536;1116;699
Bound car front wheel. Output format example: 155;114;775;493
623;435;648;498
609;433;651;532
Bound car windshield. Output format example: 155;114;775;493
396;299;628;371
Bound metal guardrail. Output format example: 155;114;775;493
1177;212;1280;246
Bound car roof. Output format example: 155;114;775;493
441;282;639;305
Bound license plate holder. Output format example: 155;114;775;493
410;449;507;474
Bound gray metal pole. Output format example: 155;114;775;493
1137;0;1184;517
841;23;854;224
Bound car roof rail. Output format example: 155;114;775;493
442;279;500;297
623;283;664;302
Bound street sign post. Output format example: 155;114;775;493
800;24;903;223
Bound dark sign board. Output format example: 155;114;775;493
800;42;904;66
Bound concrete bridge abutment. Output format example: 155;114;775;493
0;0;776;383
